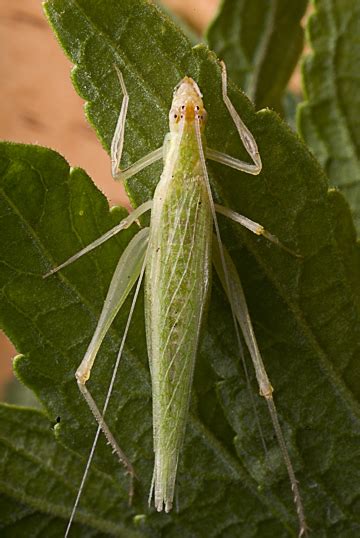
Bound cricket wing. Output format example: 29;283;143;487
145;179;212;512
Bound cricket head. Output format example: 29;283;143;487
169;77;207;132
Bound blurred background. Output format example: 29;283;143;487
0;0;302;401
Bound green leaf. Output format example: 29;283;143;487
0;404;143;537
0;0;360;535
299;0;360;233
206;0;308;112
282;91;303;131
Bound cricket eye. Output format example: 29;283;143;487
195;105;200;111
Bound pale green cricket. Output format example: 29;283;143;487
45;62;307;537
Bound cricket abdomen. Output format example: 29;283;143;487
145;125;212;512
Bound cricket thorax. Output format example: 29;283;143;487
169;77;207;133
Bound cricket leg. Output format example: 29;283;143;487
48;66;163;280
76;227;149;386
206;61;262;176
65;228;149;537
193;117;268;456
215;204;300;257
76;228;149;478
44;201;152;277
212;240;308;538
111;65;163;181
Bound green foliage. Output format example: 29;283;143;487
299;0;360;232
0;405;142;538
1;0;360;536
207;0;308;112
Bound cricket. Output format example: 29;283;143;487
45;61;307;537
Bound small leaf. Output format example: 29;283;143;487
206;0;308;112
299;0;360;233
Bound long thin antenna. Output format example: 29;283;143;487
65;256;147;537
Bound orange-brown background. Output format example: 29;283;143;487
0;0;220;397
